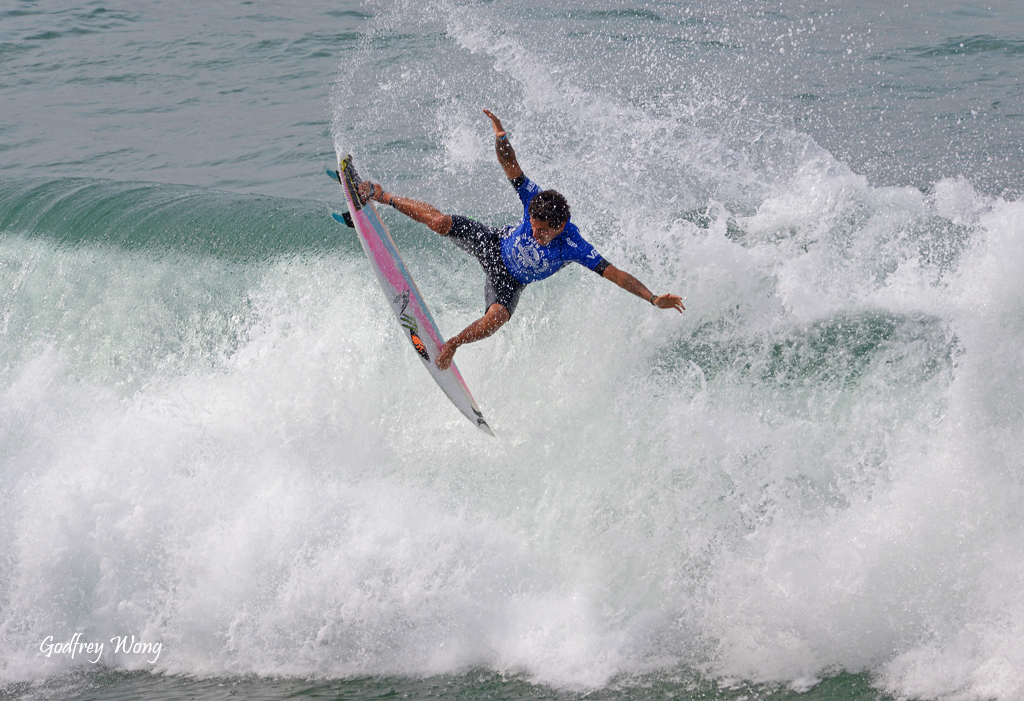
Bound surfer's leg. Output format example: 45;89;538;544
358;182;452;235
387;195;452;235
484;273;524;319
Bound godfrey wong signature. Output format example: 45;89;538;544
40;633;162;664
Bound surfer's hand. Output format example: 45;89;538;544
483;109;506;138
653;294;686;313
436;341;458;370
437;305;508;371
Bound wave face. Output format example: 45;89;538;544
3;1;1024;699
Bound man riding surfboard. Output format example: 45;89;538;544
353;108;685;370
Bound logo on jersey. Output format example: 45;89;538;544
512;238;550;274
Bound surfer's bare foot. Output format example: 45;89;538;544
357;181;383;203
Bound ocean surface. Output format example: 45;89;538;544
2;1;1023;700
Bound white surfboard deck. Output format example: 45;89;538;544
327;157;494;436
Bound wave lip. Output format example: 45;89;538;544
0;177;347;260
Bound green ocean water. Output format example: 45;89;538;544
7;669;886;701
3;1;1024;700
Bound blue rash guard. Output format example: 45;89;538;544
500;176;607;284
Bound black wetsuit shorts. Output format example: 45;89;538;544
447;215;526;317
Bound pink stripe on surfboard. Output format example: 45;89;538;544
345;193;474;392
348;204;444;352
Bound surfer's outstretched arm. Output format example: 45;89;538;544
436;303;510;370
601;264;685;312
483;109;523;182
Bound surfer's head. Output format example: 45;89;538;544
528;190;570;245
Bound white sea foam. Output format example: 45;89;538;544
2;189;1023;699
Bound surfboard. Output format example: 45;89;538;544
326;156;494;436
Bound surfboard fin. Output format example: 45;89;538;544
331;211;355;228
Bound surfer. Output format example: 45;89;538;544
356;108;685;370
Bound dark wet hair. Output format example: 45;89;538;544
528;190;570;229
